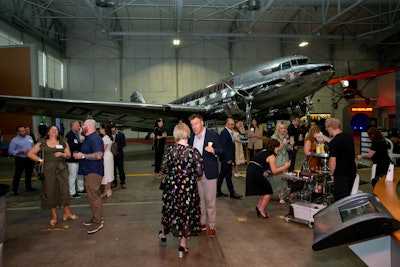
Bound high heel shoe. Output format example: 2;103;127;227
178;246;189;258
63;214;78;221
255;207;268;219
255;206;261;217
107;189;112;198
158;231;166;247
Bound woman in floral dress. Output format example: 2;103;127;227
158;123;203;258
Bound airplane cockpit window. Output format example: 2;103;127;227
282;61;291;70
297;58;309;65
271;64;280;72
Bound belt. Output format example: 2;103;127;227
249;161;263;168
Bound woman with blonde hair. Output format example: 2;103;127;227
158;123;203;258
270;121;294;204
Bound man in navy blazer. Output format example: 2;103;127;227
217;118;242;199
189;114;223;238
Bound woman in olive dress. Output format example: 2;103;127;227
28;125;78;226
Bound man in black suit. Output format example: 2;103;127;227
65;121;85;198
189;114;223;238
217;118;242;199
111;125;127;189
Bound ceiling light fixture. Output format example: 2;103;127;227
95;0;116;8
299;41;309;47
173;38;181;46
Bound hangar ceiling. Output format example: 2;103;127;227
1;0;400;60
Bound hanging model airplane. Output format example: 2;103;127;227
327;62;400;109
0;55;334;132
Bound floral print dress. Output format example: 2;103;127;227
161;143;203;238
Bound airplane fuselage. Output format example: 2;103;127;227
171;55;334;120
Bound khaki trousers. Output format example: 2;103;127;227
84;173;103;224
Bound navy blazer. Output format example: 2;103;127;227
114;132;126;152
189;129;223;179
220;127;235;163
65;130;81;163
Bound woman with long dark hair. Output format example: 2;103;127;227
99;124;114;197
357;127;391;186
28;125;78;226
245;139;290;219
154;118;166;178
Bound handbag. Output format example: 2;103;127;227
159;178;166;190
112;142;119;156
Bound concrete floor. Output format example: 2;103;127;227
0;142;372;267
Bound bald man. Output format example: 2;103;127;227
217;118;242;199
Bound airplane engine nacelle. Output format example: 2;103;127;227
222;101;246;118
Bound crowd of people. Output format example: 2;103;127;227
7;114;389;257
8;118;127;235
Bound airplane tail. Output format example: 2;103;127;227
130;91;146;103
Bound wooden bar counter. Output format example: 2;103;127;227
373;169;400;242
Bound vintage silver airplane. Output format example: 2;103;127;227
0;55;334;132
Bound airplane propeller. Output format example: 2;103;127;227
223;81;259;126
328;61;373;109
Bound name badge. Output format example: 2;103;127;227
74;139;78;144
56;144;64;149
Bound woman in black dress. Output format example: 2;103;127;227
154;118;167;178
357;127;391;187
158;123;203;258
246;139;291;218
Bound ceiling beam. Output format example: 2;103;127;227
108;31;372;40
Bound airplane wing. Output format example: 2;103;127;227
0;95;207;132
328;67;400;85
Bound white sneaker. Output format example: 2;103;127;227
234;173;240;177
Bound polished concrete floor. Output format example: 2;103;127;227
0;142;372;267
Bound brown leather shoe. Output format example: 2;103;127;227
111;183;117;189
208;228;216;238
121;184;127;189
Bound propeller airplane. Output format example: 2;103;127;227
0;55;334;132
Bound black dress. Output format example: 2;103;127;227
245;150;273;196
154;127;166;173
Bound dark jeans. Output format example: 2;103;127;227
13;157;34;193
333;175;355;202
217;162;234;194
289;149;297;172
113;154;126;185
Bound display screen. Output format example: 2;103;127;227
339;200;378;223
